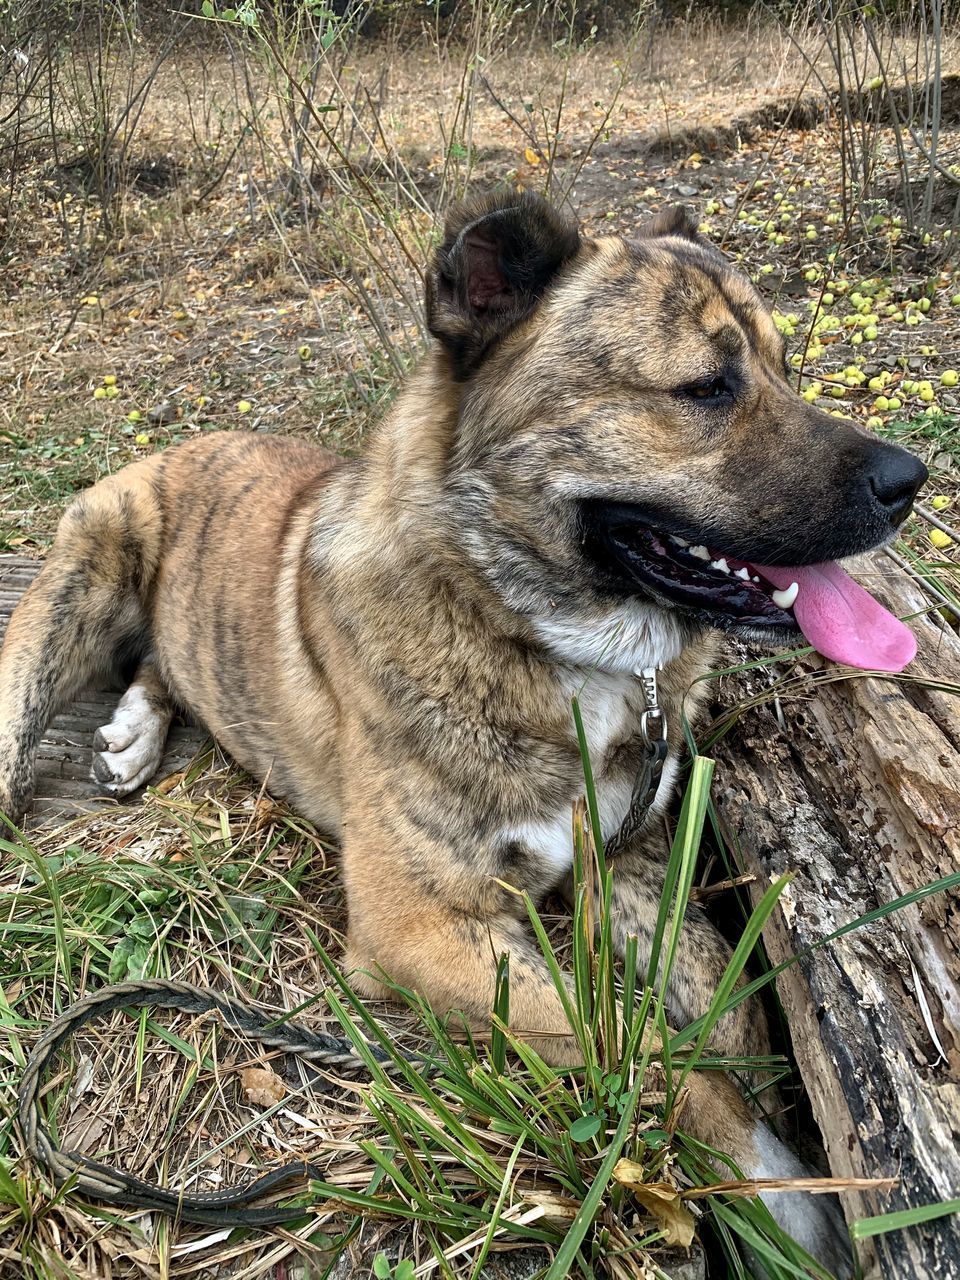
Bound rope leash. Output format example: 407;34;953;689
18;978;433;1226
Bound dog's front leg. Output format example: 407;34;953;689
345;865;583;1065
339;789;850;1276
604;844;769;1059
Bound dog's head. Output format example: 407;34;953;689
425;189;926;673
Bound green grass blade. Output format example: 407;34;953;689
543;1065;648;1279
0;1158;30;1216
468;1135;526;1280
672;868;960;1049
571;693;606;867
851;1196;960;1239
676;872;792;1087
643;756;714;998
491;951;510;1075
656;755;714;997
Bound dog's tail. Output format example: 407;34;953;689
0;464;163;823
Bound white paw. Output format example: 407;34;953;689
749;1122;852;1278
91;684;172;797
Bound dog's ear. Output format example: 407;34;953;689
638;205;708;247
426;189;580;380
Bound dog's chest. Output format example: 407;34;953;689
503;670;652;878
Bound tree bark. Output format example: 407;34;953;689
710;551;960;1278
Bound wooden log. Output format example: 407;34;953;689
711;551;960;1278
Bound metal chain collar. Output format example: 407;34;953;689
603;666;669;861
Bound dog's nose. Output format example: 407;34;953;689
868;445;928;526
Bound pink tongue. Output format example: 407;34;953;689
752;561;916;672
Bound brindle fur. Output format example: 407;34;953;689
2;190;922;1271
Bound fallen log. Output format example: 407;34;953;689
710;550;960;1278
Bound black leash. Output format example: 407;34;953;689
18;978;433;1226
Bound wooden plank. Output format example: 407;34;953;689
0;556;209;826
712;552;960;1278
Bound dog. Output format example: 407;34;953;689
0;191;927;1272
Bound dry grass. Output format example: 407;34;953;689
0;758;468;1279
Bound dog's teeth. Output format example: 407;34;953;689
771;582;800;610
710;557;730;574
752;575;760;583
689;545;710;561
669;535;690;547
735;566;750;580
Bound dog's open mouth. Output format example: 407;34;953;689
604;523;798;625
584;505;917;673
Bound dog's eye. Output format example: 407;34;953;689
681;376;731;402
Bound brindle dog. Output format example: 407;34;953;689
0;191;927;1272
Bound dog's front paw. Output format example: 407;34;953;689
749;1123;852;1278
91;685;171;798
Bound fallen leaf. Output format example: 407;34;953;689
519;1189;579;1223
61;1103;107;1155
154;771;184;796
241;1065;285;1107
612;1160;695;1247
523;147;541;166
253;796;285;827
